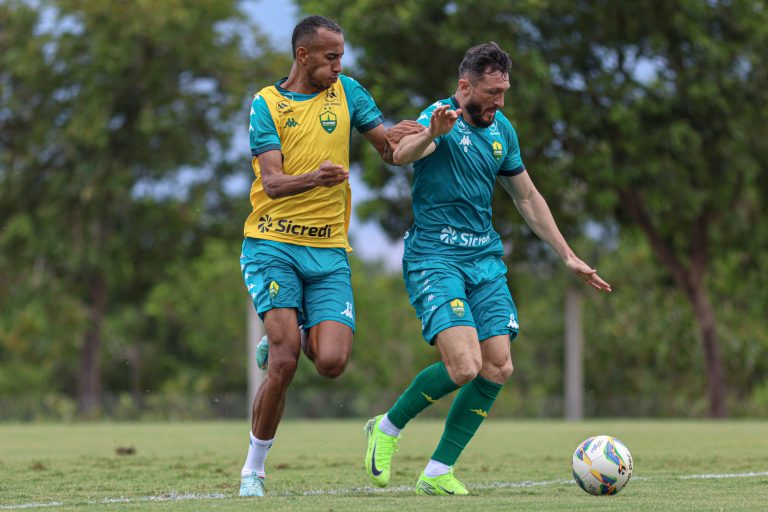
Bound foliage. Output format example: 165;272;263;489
1;1;767;419
0;0;285;412
298;0;768;417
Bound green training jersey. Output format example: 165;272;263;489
403;96;526;261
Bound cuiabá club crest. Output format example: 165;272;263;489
319;110;337;133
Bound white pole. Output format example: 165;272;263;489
247;301;265;416
564;287;584;420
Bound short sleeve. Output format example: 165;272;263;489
340;76;384;133
249;93;281;156
498;119;525;176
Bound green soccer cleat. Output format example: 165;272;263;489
255;335;268;371
415;468;469;495
239;474;266;497
363;415;400;487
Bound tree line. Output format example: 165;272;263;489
1;0;766;419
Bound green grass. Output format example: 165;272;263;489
1;420;767;511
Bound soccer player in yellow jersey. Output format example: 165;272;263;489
238;15;422;497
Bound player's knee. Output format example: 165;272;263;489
447;361;481;386
497;359;514;381
485;359;514;383
268;354;299;385
314;354;349;379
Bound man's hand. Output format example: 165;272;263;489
311;160;348;187
429;105;461;138
565;257;612;293
386;120;426;150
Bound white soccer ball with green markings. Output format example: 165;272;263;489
571;435;633;495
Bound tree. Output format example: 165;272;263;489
0;0;284;414
528;0;768;417
298;0;768;416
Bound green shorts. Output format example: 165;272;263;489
403;256;519;344
240;238;355;331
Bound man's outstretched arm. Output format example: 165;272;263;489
498;171;612;292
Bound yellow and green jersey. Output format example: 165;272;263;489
245;75;384;250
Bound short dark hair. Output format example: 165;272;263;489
291;15;342;58
458;42;512;82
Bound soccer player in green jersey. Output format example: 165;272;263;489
364;42;612;495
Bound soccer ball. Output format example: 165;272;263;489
571;435;633;496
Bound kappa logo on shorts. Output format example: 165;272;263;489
340;301;353;319
269;281;280;299
507;314;519;329
450;299;465;317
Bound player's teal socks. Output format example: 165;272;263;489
431;374;502;466
387;362;459;429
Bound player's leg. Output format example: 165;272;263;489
418;334;511;493
387;324;480;434
365;260;473;487
300;246;355;378
255;328;306;371
418;256;518;495
239;238;303;496
240;308;301;495
252;309;302;438
305;320;353;378
414;326;481;496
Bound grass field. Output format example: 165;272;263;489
1;419;767;511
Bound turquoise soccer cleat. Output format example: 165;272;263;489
255;335;268;371
239;474;266;497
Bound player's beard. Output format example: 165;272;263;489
463;99;495;128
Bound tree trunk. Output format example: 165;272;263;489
619;189;727;417
77;274;107;415
686;279;727;418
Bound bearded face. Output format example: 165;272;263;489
460;70;510;127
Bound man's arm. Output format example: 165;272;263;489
257;150;348;199
362;121;426;164
498;171;612;292
393;105;461;165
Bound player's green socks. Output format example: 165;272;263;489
387;362;460;429
431;374;502;466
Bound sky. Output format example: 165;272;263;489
246;0;404;270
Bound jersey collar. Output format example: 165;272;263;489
274;77;321;101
